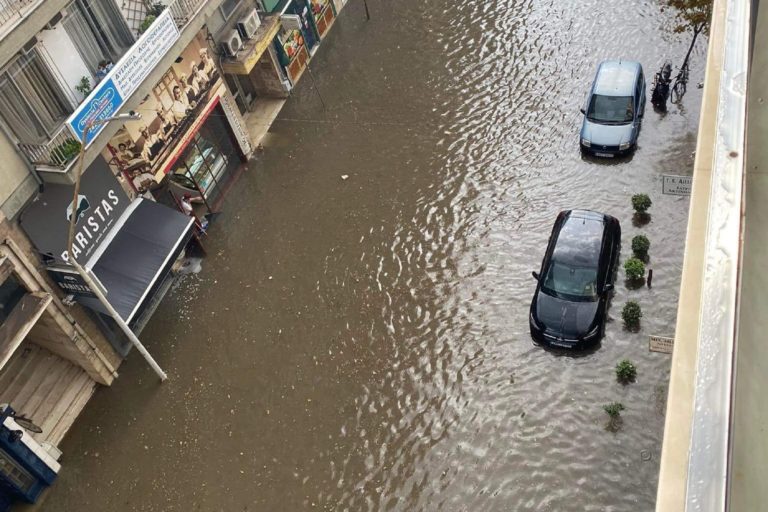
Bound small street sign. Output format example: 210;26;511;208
649;335;674;354
662;175;692;196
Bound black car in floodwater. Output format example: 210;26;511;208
529;210;621;349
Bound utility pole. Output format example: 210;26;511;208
68;112;168;382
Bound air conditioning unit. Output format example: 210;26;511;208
222;30;242;57
237;8;261;40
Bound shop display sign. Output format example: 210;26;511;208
67;10;181;144
219;93;253;157
310;0;330;21
19;156;130;264
102;32;224;195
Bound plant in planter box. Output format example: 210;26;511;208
624;257;646;281
603;402;625;432
50;139;82;166
621;301;642;330
74;76;91;97
615;359;637;384
631;234;650;260
632;193;652;214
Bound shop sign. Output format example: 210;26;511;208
46;266;98;298
101;31;225;195
67;10;181;144
219;92;253;156
281;14;302;30
649;335;674;354
662;174;692;196
19;156;129;264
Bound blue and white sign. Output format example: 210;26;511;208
66;10;181;144
69;79;124;144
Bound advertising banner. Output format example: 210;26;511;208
67;10;181;144
101;31;224;196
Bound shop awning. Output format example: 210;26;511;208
78;198;194;324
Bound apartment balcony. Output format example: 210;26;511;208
15;0;227;182
0;0;70;64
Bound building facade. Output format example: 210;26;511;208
0;0;346;506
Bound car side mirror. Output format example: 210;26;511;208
532;271;540;281
604;283;614;293
580;108;586;115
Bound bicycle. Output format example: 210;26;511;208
671;62;689;103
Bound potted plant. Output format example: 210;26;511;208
624;257;646;281
603;402;625;432
615;359;637;384
50;138;82;166
621;301;642;331
631;193;652;214
631;234;650;260
75;76;91;97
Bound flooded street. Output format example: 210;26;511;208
32;0;704;510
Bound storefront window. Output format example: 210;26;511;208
170;106;240;206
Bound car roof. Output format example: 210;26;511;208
594;61;641;96
552;210;607;268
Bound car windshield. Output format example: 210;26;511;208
542;259;598;301
587;94;634;123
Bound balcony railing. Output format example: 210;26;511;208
0;0;38;33
19;126;81;169
17;0;209;171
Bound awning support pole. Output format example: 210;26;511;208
67;113;168;382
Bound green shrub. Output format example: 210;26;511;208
75;76;91;97
138;3;165;34
603;401;625;431
621;301;642;330
615;359;637;383
50;138;82;166
603;402;625;418
632;193;652;213
631;235;650;259
138;15;157;34
624;258;645;280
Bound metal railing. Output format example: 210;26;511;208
16;0;209;169
0;0;38;32
19;125;81;169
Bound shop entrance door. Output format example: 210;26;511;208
170;106;241;207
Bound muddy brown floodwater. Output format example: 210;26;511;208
28;1;706;511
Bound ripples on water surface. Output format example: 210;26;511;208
42;0;705;511
298;1;703;510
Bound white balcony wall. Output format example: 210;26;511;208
37;21;91;103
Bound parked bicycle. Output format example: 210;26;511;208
671;62;689;104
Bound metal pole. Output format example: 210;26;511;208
67;116;168;382
306;65;327;110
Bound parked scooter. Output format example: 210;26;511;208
651;61;673;111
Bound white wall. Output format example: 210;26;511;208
37;22;92;102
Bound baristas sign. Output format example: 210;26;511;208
20;156;129;265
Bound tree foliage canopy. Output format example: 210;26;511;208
666;0;714;33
